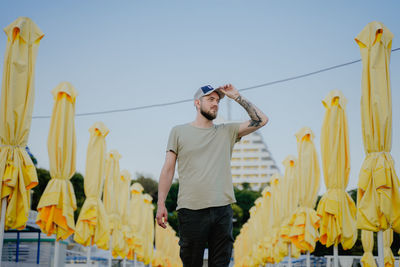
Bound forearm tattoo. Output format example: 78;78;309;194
235;95;263;127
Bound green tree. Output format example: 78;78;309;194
232;203;244;238
348;188;357;203
234;186;261;224
131;173;158;203
165;182;179;212
31;168;51;211
70;172;85;221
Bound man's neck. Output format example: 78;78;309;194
192;114;214;128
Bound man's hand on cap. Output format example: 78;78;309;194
218;84;240;100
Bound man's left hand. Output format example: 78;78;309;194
218;84;240;100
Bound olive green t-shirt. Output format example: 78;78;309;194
167;122;241;210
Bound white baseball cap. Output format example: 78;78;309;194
194;85;225;100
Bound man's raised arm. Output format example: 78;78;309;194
156;151;177;228
219;84;269;137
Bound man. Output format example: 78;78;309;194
156;84;268;267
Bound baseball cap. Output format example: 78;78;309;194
194;85;225;100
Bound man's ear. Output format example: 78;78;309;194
194;99;200;109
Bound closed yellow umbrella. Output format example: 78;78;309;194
251;198;264;266
153;219;166;266
361;230;377;267
36;82;77;240
170;235;182;267
0;17;43;230
103;150;121;233
103;150;124;260
280;156;301;262
383;229;394;267
317;90;357;250
74;122;110;250
127;182;144;259
261;187;274;264
281;156;298;227
288;127;320;252
235;222;251;267
280;155;300;258
269;175;286;263
355;21;400;232
280;155;298;240
114;169;131;258
246;206;258;266
137;193;154;265
233;226;244;267
153;222;182;267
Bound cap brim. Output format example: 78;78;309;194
205;88;225;99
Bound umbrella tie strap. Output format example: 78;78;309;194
0;144;25;148
366;151;390;155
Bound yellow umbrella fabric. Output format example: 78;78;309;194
280;156;301;260
383;228;394;267
282;156;298;224
103;150;121;233
257;187;272;264
136;193;154;264
153;222;182;267
74;122;110;250
280;155;298;240
288;127;320;252
317;90;357;250
361;230;377;267
0;17;43;230
112;169;131;258
36;82;77;240
355;21;400;232
153;219;166;266
269;175;287;263
249;198;264;266
127;182;144;259
103;150;124;258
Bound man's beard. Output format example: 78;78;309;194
200;107;217;121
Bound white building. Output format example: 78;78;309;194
231;131;280;191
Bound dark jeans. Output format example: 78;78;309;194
177;204;234;267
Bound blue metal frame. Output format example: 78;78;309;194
16;231;20;262
37;231;41;264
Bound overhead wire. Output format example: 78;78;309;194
32;47;400;119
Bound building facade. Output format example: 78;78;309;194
231;131;280;191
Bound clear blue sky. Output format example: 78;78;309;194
1;1;399;193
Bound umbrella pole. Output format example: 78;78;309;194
108;236;112;267
288;243;292;267
377;230;384;267
306;251;310;267
54;241;60;267
134;253;137;267
122;257;126;267
87;244;91;267
0;198;7;263
333;245;339;267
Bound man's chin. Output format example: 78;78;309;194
210;112;217;120
201;110;217;121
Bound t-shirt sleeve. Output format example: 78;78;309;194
166;126;179;154
226;123;241;145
